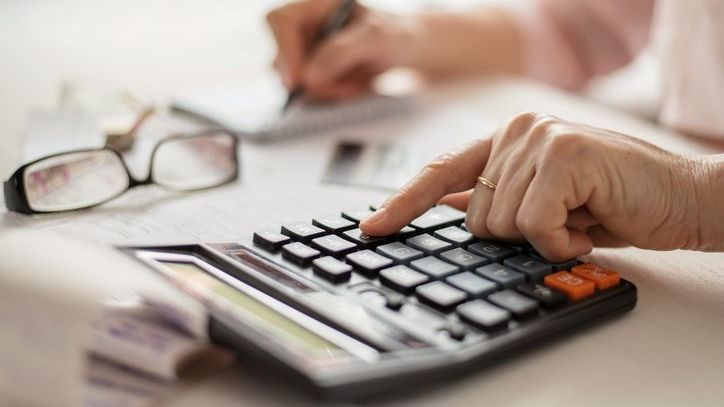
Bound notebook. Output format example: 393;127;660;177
171;77;415;141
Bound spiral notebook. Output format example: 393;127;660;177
172;78;414;141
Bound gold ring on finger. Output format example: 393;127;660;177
477;176;497;190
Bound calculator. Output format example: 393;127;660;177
124;205;637;400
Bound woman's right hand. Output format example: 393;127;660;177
266;0;420;101
360;113;723;261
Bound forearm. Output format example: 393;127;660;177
693;155;724;251
405;9;522;78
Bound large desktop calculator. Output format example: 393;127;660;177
125;205;636;400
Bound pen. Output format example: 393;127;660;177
282;0;357;112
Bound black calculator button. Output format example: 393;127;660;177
385;293;405;311
341;208;374;223
503;254;553;282
253;230;291;252
379;265;430;295
312;256;353;282
434;226;475;246
415;281;468;313
446;272;497;298
345;250;394;276
531;254;578;271
475;263;526;288
376;242;424;264
410;256;459;279
312;216;356;233
488;289;539;319
280;222;326;242
516;283;567;309
440;248;489;270
440;322;467;341
281;242;321;267
342;228;390;248
311;235;357;257
410;205;465;230
457;300;511;332
468;241;517;262
406;234;453;255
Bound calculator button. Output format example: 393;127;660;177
409;205;465;230
281;242;321;267
433;226;475;246
516;283;567;309
311;235;357;257
475;263;526;288
342;228;390;248
376;242;424;264
341;208;374;223
406;234;453;255
394;226;419;239
457;300;511;332
440;322;467;341
440;248;489;270
571;263;620;290
312;256;353;282
544;271;596;301
280;222;326;242
532;254;577;271
312;216;356;232
384;293;406;311
446;272;497;298
253;230;291;252
415;281;468;313
410;256;460;279
503;254;552;282
345;250;394;276
468;241;517;262
488;289;539;319
399;303;448;330
379;265;430;295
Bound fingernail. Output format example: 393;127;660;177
361;207;387;229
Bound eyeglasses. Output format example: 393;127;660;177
3;129;239;214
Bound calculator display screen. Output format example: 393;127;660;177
159;260;354;365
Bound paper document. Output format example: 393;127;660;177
0;230;231;407
172;77;414;141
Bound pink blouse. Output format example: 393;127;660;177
515;0;724;138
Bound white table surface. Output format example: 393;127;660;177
2;1;723;406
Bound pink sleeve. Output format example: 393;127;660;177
513;0;655;90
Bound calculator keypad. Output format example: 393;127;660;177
254;205;622;340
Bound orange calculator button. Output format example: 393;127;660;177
571;263;620;290
544;271;595;301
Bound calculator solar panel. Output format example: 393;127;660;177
127;204;636;400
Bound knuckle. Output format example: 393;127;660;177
486;215;510;238
423;153;456;175
528;115;559;136
508;111;540;128
515;211;541;238
542;131;587;161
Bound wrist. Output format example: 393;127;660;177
690;154;724;251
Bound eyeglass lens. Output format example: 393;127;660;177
23;150;129;212
152;132;237;191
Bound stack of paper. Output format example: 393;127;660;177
0;230;232;407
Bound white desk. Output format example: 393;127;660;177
2;1;723;406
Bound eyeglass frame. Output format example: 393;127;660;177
4;129;240;214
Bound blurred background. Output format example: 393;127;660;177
0;0;657;177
